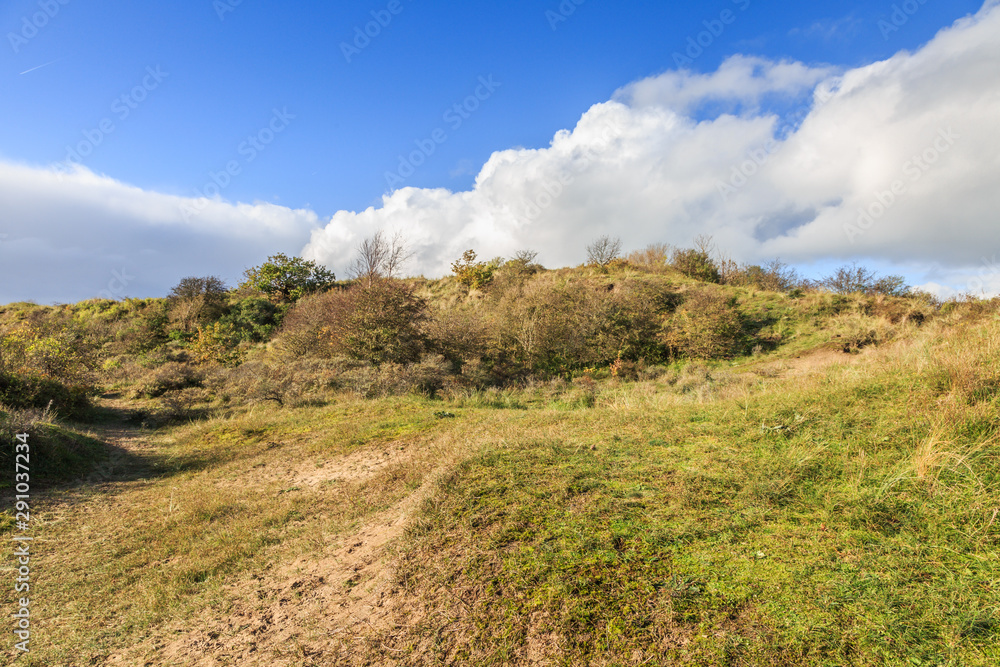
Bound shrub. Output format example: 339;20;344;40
279;279;428;365
217;297;282;343
719;259;803;292
423;309;490;368
130;362;205;399
0;372;90;417
451;250;498;289
167;276;229;334
627;243;671;273
670;248;721;283
661;290;745;359
0;406;109;488
830;313;899;353
190;322;245;366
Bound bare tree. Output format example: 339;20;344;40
693;234;717;258
816;262;909;296
513;249;539;265
586;235;623;267
350;230;412;284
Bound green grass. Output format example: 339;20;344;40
376;326;999;665
1;290;997;664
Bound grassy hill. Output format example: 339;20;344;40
1;260;997;665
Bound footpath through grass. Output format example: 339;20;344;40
1;316;997;665
378;323;999;666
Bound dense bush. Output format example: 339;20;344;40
218;297;282;343
451;250;500;290
240;253;336;302
626;243;671;272
129;362;205;399
440;276;678;378
660;289;746;359
0;372;90;417
279;279;428;365
670;248;721;283
167;276;229;334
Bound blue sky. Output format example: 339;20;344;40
1;0;998;302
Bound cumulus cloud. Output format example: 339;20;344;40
304;0;1000;295
3;2;999;303
614;54;837;114
0;162;318;303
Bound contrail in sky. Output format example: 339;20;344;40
19;59;63;75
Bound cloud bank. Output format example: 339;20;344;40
305;0;1000;295
0;163;318;303
2;1;999;303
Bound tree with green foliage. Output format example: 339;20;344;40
451;250;499;290
217;297;282;343
240;254;336;302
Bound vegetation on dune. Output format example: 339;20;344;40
1;236;997;665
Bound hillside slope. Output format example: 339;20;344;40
1;268;998;665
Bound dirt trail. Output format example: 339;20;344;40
763;346;854;378
106;431;445;666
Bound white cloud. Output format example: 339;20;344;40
0;162;318;303
303;0;1000;295
788;15;863;42
613;55;837;114
3;2;1000;303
